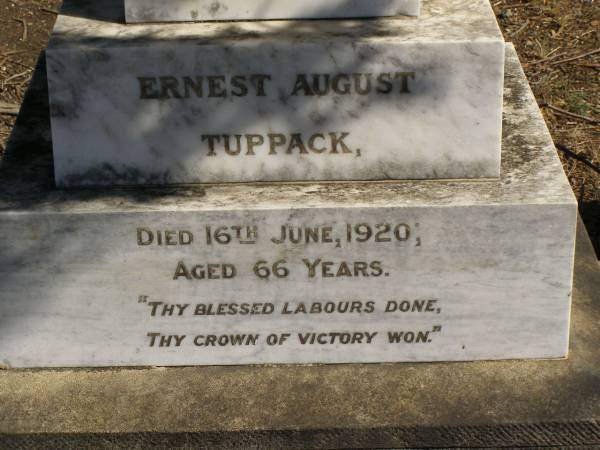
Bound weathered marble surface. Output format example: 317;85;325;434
0;222;596;450
47;0;505;186
125;0;421;23
0;47;577;368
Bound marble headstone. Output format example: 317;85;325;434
46;0;505;187
0;46;577;368
125;0;421;23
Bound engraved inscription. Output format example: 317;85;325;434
135;71;417;160
137;72;416;100
132;218;445;357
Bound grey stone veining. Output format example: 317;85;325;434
125;0;421;23
0;46;577;367
47;0;505;186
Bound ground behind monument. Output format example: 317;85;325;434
0;0;598;256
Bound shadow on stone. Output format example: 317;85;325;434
43;0;502;187
59;0;126;24
580;201;600;260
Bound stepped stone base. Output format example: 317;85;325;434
0;46;577;368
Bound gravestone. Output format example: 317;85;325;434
124;0;421;23
0;0;578;369
0;44;576;368
47;0;504;186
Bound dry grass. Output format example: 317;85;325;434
493;0;600;254
0;0;60;151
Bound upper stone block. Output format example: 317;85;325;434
47;0;504;187
125;0;421;23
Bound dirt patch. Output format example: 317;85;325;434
0;0;599;256
493;0;599;256
0;0;60;150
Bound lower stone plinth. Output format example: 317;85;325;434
0;221;597;449
0;46;577;368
